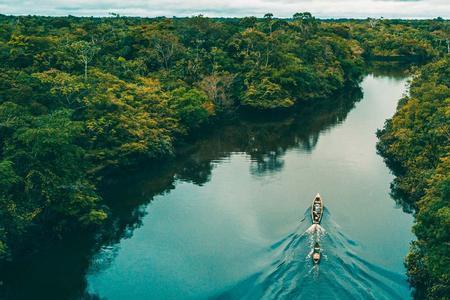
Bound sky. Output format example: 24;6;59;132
0;0;449;19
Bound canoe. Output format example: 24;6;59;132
311;193;324;224
312;242;321;264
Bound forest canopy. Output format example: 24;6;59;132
377;55;450;300
0;13;449;299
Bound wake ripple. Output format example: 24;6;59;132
212;209;409;300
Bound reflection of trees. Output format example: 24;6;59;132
390;183;416;214
368;62;418;214
366;61;416;79
174;85;363;178
239;86;363;176
250;150;285;177
0;86;362;300
374;150;415;214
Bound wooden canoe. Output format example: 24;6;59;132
311;193;324;224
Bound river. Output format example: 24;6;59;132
1;70;414;300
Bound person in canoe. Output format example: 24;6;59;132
312;242;321;264
311;194;323;224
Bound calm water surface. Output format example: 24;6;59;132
0;72;414;300
85;73;414;299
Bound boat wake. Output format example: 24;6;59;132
212;209;409;300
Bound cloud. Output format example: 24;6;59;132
0;0;449;18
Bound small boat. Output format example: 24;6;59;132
311;193;324;224
312;242;321;264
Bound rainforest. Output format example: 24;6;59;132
0;13;449;299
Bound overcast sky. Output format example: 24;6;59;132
0;0;449;19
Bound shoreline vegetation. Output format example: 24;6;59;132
0;13;448;299
377;55;450;300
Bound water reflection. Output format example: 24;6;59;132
375;143;417;214
1;85;364;300
183;86;363;179
366;61;415;80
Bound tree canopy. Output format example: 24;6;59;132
377;55;450;300
0;14;448;299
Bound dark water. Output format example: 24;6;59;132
0;72;414;300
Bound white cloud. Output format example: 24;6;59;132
0;0;449;18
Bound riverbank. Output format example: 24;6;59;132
377;55;450;300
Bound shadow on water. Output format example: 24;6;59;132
366;61;418;80
212;209;408;300
369;60;421;215
0;86;365;300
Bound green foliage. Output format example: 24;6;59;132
170;87;214;128
377;56;450;299
349;19;447;60
82;72;178;169
0;108;104;257
243;77;294;109
0;13;447;266
32;69;86;108
0;160;19;190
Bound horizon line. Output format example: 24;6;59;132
1;13;449;20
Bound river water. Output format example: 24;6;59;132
86;72;414;299
1;71;414;300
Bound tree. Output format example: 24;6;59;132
368;18;380;29
82;71;179;168
144;30;183;70
292;12;318;35
264;13;275;35
71;40;100;81
232;28;269;69
197;72;235;110
243;77;294;109
170;87;214;129
32;69;86;108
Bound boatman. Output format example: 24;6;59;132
313;202;321;222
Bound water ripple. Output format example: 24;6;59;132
211;209;409;300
